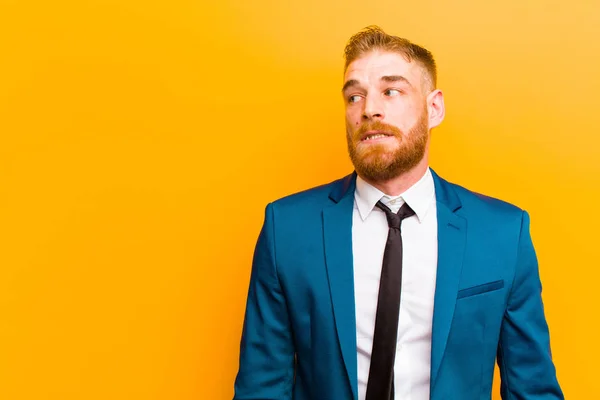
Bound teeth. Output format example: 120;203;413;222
364;134;388;140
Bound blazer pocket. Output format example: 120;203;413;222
457;280;504;300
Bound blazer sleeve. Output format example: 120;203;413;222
497;210;564;399
233;203;295;400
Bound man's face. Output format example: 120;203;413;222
343;50;431;183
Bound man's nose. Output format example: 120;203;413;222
362;95;385;120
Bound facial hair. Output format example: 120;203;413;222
346;109;429;183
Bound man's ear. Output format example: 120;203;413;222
427;89;445;129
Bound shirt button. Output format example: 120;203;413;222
390;199;396;205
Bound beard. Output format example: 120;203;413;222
346;110;429;183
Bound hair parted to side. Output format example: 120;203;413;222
344;25;437;89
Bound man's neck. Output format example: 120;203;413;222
360;161;429;197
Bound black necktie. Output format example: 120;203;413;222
365;201;415;400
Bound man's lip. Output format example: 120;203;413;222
360;130;394;141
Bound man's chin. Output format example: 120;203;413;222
357;154;395;166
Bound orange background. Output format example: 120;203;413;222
1;0;598;398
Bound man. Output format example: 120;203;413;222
234;26;563;400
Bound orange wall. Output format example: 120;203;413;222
1;0;598;398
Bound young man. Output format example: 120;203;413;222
234;26;563;400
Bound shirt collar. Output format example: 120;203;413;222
354;167;435;223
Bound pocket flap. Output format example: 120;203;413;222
457;280;504;299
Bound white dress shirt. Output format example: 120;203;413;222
353;167;438;400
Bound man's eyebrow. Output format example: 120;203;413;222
342;79;360;93
381;75;413;86
342;76;413;92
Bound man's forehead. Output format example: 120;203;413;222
344;51;419;82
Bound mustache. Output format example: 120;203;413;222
354;120;403;139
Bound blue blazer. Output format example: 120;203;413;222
234;170;563;399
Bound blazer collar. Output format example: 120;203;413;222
328;172;357;204
328;168;462;212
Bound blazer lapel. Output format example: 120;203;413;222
323;173;358;400
321;170;466;397
430;170;467;389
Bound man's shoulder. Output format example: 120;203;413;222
438;174;525;221
269;173;354;211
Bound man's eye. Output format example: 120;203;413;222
348;95;362;103
384;89;401;96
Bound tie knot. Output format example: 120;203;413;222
375;201;415;229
